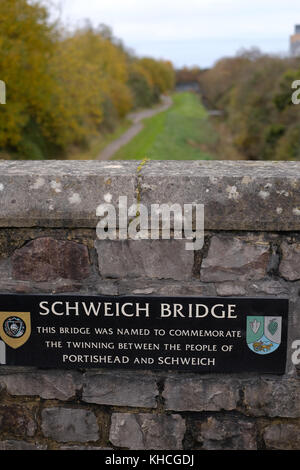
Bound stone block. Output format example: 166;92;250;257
243;378;300;418
41;407;99;443
82;371;158;408
263;422;300;450
0;440;47;450
0;370;80;401
215;282;246;296
117;279;216;297
109;413;185;450
163;376;240;411
138;161;300;231
201;235;270;282
96;239;194;280
12;237;90;281
250;279;289;295
193;416;257;450
0;160;136;228
279;241;300;280
0;405;37;437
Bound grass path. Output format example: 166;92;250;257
112;92;217;161
98;95;172;160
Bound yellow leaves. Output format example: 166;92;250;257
0;0;55;148
139;58;175;93
129;62;153;88
127;58;175;109
105;80;132;118
0;0;175;156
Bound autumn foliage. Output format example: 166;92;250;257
0;0;175;159
198;49;300;160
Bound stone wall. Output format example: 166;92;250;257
0;160;299;450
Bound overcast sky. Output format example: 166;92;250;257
52;0;300;68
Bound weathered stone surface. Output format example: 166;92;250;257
117;279;216;297
250;279;289;295
94;280;120;295
0;278;85;294
0;227;95;260
82;371;158;408
109;413;186;450
243;378;300;417
0;440;47;450
0;405;37;437
201;236;270;282
0;230;25;260
218;279;289;297
41;408;99;443
263;422;300;450
12;237;90;281
193;416;257;450
1;161;300;230
163;377;240;411
0;371;80;401
0;160;136;228
279;241;300;281
215;282;246;296
139;161;300;231
96;239;194;280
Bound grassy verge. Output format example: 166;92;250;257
113;92;217;160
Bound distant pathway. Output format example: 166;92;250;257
97;95;173;160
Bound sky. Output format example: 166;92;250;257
51;0;300;68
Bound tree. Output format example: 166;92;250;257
0;0;56;154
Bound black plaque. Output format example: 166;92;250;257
0;294;288;374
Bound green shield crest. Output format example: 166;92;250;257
246;316;281;355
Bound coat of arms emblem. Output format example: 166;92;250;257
0;312;31;349
246;316;282;355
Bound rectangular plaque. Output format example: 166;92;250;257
0;294;288;374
